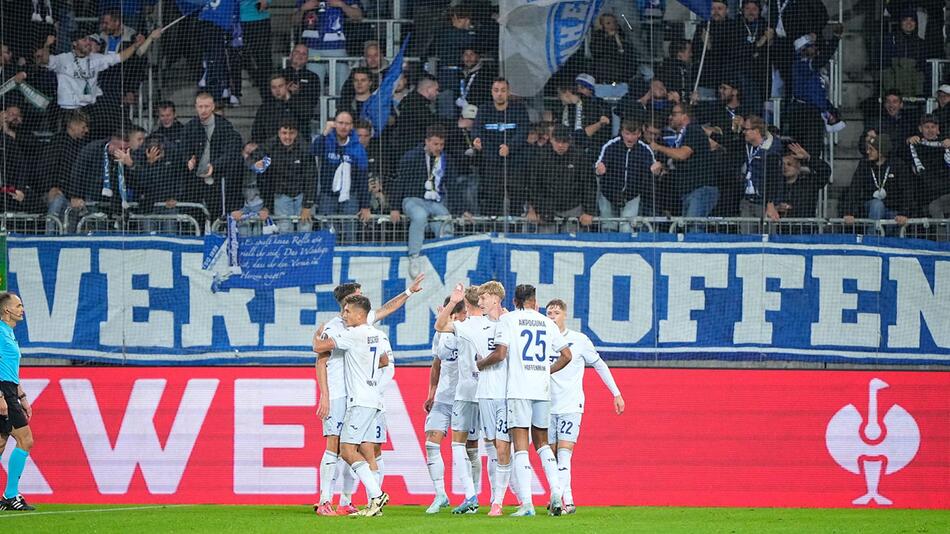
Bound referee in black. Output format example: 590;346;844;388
0;292;35;511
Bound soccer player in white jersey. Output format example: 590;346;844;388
472;281;511;517
479;284;573;516
422;296;466;513
433;284;496;514
312;295;393;517
545;299;624;514
313;275;423;515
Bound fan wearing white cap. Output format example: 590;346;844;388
935;84;950;135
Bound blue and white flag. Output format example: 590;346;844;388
679;0;712;20
361;35;410;137
498;0;603;96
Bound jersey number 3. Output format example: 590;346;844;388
520;329;547;362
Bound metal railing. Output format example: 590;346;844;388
0;213;64;235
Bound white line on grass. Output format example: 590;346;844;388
0;504;197;518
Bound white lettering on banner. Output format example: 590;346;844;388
659;253;729;343
379;381;432;494
733;254;805;344
396;248;479;346
588;254;652;343
233;379;316;494
264;258;344;346
510;251;583;331
180;253;258;347
888;259;950;349
99;250;175;347
9;247;89;343
61;378;218;494
811;256;882;347
0;380;52;494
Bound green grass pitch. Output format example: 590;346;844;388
0;504;946;533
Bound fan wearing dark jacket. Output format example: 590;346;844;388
526;125;598;232
246;120;317;233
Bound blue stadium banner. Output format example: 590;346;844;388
6;234;950;365
203;230;335;291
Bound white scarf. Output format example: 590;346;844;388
332;161;352;202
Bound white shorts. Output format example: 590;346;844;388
507;399;550;429
424;401;453;434
322;397;347;437
369;412;387;444
340;405;381;445
451;400;480;438
548;412;583;444
478;398;509;442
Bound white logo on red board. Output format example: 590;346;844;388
825;378;920;506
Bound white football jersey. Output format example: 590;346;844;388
453;315;495;402
475;317;505;399
328;323;390;410
377;343;395;413
495;309;568;401
320;310;376;400
550;329;602;414
433;332;459;405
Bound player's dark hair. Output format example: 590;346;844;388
513;284;536;309
334;283;361;305
546;298;567;311
344;294;372;313
0;292;18;311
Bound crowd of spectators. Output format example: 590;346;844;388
1;0;949;264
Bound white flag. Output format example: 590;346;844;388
499;0;603;97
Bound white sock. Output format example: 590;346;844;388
351;460;382;500
452;442;476;499
558;448;574;505
484;442;498;497
508;449;522;504
319;451;338;503
426;442;446;498
537;445;561;498
513;450;532;506
375;455;385;488
339;464;358;506
492;463;511;506
467;447;482;495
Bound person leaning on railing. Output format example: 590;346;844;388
840;134;912;226
905;114;950;219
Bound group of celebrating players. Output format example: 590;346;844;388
311;275;624;517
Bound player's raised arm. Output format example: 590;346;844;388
374;273;425;323
434;282;464;332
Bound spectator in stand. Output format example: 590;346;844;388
340;40;388;106
252;73;311;143
0;106;30;213
65;129;136;225
657;39;693;100
98;1;156;33
133;133;186;234
441;45;496;118
244;119;316;233
294;0;364;95
691;0;736;101
182;92;245;226
881;9;927;97
311;110;371;239
94;9;138;55
338;67;376;119
472;78;530;217
444;104;480;216
238;0;274;99
615;78;676;126
354;119;391;214
431;6;480;71
525;125;597;233
772;142;830;219
590;12;634;85
390;76;440;161
697;79;747;134
282;43;322;127
42;111;88;223
197;0;240;104
595;118;663;231
649;103;719;217
906;114;950;219
727;115;784;222
22;44;57;131
936;85;950;135
391;124;455;274
47;29;158;138
734;0;774;116
869;89;919;154
556;82;612;153
841;134;912;224
153;101;184;146
787;26;845;158
767;0;828;95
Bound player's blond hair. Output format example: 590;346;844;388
477;280;506;300
463;287;480;306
